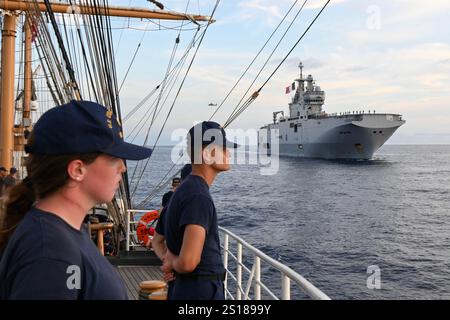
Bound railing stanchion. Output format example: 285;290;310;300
223;233;229;299
237;243;242;300
126;210;130;251
281;274;291;300
255;256;261;300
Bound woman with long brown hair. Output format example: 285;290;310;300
0;100;152;299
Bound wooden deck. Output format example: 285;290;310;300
116;265;164;300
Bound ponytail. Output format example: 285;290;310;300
0;180;36;252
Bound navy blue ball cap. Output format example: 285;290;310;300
172;177;181;184
187;121;239;150
25;100;152;160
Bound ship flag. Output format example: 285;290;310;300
285;82;296;94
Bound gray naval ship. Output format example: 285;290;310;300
258;63;405;160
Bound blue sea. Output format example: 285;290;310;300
130;145;450;299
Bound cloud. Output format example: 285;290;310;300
346;29;424;45
382;0;450;25
234;0;284;27
343;66;367;73
304;0;348;10
416;73;450;90
271;57;326;70
234;0;348;27
238;0;283;19
345;1;450;47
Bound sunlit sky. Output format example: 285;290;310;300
109;0;450;145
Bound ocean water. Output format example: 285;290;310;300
130;145;450;299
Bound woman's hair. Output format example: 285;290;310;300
0;134;100;252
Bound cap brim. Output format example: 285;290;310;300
101;142;153;160
205;139;239;149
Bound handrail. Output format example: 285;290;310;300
219;226;331;300
124;210;330;299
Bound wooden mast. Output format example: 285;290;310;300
0;14;17;170
0;1;212;169
11;17;33;156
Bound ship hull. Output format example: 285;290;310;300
276;125;399;159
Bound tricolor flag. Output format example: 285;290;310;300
285;82;296;94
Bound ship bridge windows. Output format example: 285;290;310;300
339;131;352;134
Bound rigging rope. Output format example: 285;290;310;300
223;0;309;127
117;22;149;93
127;22;198;187
130;0;221;200
223;0;331;128
43;0;81;100
209;0;301;121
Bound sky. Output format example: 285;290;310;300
108;0;450;145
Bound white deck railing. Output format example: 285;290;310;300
219;226;331;300
125;210;330;300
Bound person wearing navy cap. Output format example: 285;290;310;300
162;121;238;300
152;164;192;299
0;100;152;300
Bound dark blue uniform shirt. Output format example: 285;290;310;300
0;207;128;300
165;174;224;276
161;190;174;208
155;206;167;236
155;190;174;236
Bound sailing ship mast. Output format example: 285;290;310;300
0;0;212;170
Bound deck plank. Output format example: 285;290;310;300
117;267;139;300
116;265;164;300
